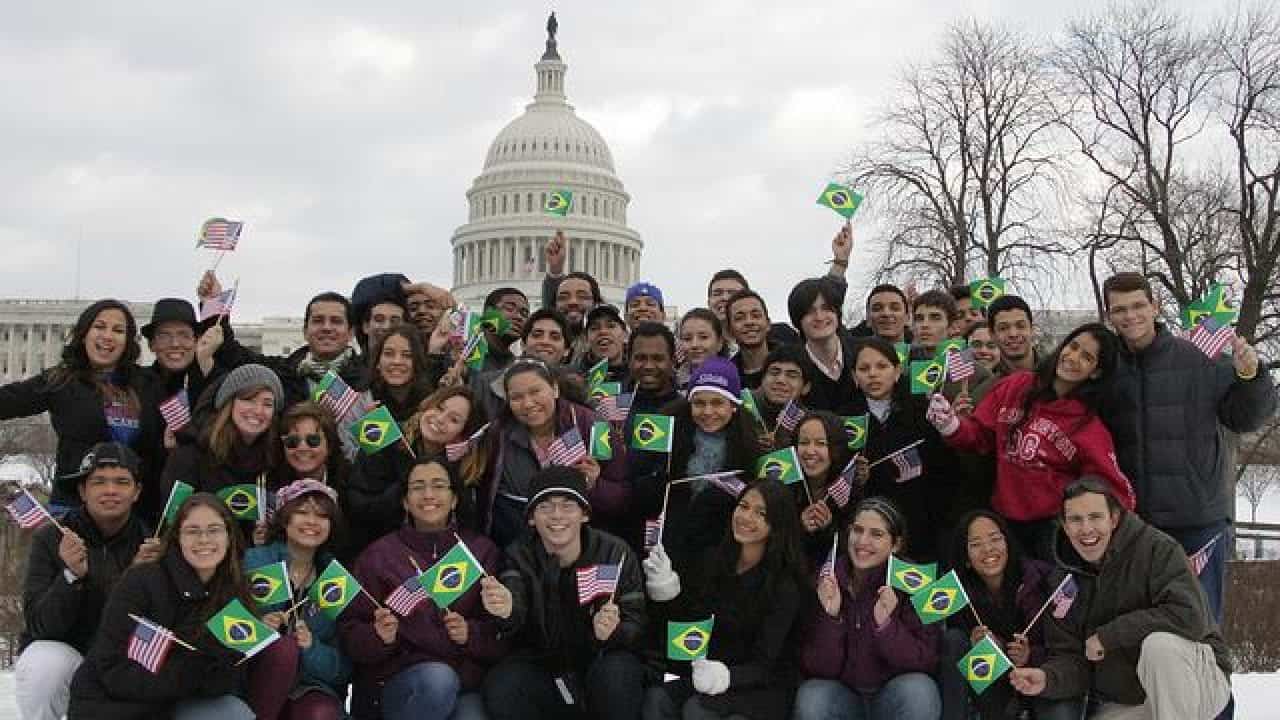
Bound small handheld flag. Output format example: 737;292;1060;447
957;634;1014;695
158;390;192;433
893;342;910;366
1188;317;1235;360
247;561;292;608
910;360;945;394
216;484;261;521
5;490;51;530
755;447;803;484
741;389;764;427
544;426;588;467
350;406;403;455
1187;533;1222;577
586;358;610;388
445;423;490;462
461;331;488;371
842;415;868;451
826;460;856;508
196;217;243;251
385;574;431;616
816;182;864;219
576;563;621;605
699;470;746;497
588;382;622;404
1021;574;1079;635
776;399;805;433
127;617;178;674
644;517;663;552
589;422;613;460
891;447;924;482
911;570;971;624
887;556;937;595
199;280;239;321
314;371;361;422
310;559;364;620
933;338;967;361
818;533;838;584
667;618;714;661
631;414;675;453
206;598;279;659
544;189;573;216
1181;283;1238;330
968;278;1006;310
158;481;194;531
593;392;633;423
945;348;977;383
421;541;484;608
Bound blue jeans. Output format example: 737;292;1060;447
793;675;941;720
484;651;645;720
383;661;486;720
1165;520;1229;624
173;695;255;720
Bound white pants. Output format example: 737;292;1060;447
1091;632;1230;720
15;640;83;720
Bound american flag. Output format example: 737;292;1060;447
199;285;238;321
1187;533;1221;577
891;447;923;482
818;536;838;584
576;563;621;605
1188;317;1234;360
5;491;48;529
158;390;192;433
459;330;485;363
197;218;242;251
945;348;977;382
446;423;490;461
544;427;587;467
1049;575;1078;620
644;517;662;551
385;574;430;615
776;399;805;433
317;372;361;421
701;471;745;497
594;392;633;423
127;617;177;674
827;459;856;508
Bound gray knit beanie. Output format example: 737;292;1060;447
215;363;285;412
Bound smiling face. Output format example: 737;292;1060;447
847;509;901;570
419;395;472;445
305;300;352;360
231;388;275;441
626;295;663;326
795;418;831;479
178;505;229;582
680;317;723;368
363;302;404;349
731;488;771;548
992;308;1033;365
762;361;809;406
407;292;443;337
530;495;588;558
629;335;674;394
728;296;768;349
284;497;332;550
524;318;568;364
951;297;984;337
854;346;901;401
403;462;457;531
283;417;328;477
1062;492;1120;564
708;278;747;320
801;296;839;342
690;390;735;434
912;303;951;348
377;334;415;388
148;320;196;372
965;515;1008;584
86;308;129;370
79;466;140;528
506;371;559;434
556;278;594;327
868;291;908;342
1105;289;1159;350
587;316;627;364
967;326;1001;370
1055;332;1101;388
493;293;530;338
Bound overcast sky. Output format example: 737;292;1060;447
1;0;1209;323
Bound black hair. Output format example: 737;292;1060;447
304;292;355;328
266;488;346;554
659;394;762;481
787;278;844;338
707;269;750;296
523;308;571;343
401;455;479;531
948;509;1026;621
369;324;434;417
794;411;854;484
762;344;816;388
709;479;809;611
485;287;528;310
630;321;676;357
949;284;972;301
50;299;142;389
986;295;1034;330
848;495;908;545
1007;323;1118;449
559;272;603;305
679;308;724;340
851;336;902;368
725;290;771;345
865;284;909;312
1062;476;1126;516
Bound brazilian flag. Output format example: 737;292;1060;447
420;542;483;608
667;618;714;661
1180;283;1238;330
463;333;489;371
586;358;609;389
631;414;674;453
957;634;1013;695
893;342;910;366
887;555;937;595
311;559;363;620
544;189;573;217
755;447;802;484
350;406;403;455
216;484;260;521
589;382;621;403
933;338;967;363
911;570;970;625
589;421;613;461
910;360;945;395
968;277;1006;310
206;598;279;659
473;309;512;337
815;182;864;219
246;561;292;608
740;389;764;426
842;415;868;451
159;480;194;529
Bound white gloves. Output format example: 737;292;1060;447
691;658;731;695
642;544;681;601
926;393;959;436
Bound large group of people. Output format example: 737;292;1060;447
3;226;1274;720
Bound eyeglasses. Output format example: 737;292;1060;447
282;433;324;449
179;525;228;541
153;330;195;346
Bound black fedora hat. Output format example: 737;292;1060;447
140;298;212;339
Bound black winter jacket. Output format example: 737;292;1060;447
1101;325;1276;529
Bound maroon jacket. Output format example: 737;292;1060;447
797;558;939;693
340;527;506;720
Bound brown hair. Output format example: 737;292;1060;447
1102;272;1154;311
203;392;278;469
405;385;489;486
163;493;256;621
912;289;958;321
266;491;344;551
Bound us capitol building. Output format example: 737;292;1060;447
448;14;644;310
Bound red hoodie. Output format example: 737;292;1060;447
945;372;1136;521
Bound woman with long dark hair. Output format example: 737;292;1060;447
792;411;859;566
0;300;165;521
642;479;810;720
369;324;435;423
927;323;1136;560
68;493;257;718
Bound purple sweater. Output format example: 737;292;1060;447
797;558;939;693
340;526;506;720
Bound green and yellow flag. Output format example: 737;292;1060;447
350;406;403;455
420;541;483;608
911;570;970;625
815;182;864;220
740;389;764;426
247;561;292;608
474;309;512;336
755;447;803;484
1181;283;1238;330
544;189;573;216
311;559;363;620
586;358;610;389
216;484;261;521
631;414;675;453
667;618;714;661
968;278;1006;310
893;342;910;366
588;382;621;403
589;421;613;461
159;480;194;528
887;555;937;595
957;634;1014;695
910;360;945;395
842;415;868;451
206;598;279;659
933;338;967;363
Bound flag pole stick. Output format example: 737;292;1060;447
211;277;239;327
607;553;626;604
400;435;417;460
657;480;672;545
209;249;228;273
867;439;926;469
280;595;310;619
453;532;488;577
802;477;814;507
128;614;198;651
360;585;383;609
1020;574;1072;636
23;487;66;534
409;556;424;575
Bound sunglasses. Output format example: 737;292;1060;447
282;433;324;449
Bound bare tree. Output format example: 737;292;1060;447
847;20;1067;289
1239;464;1279;523
0;417;56;491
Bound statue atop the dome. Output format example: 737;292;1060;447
542;12;561;60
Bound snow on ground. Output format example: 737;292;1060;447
1;671;16;720
1235;673;1280;718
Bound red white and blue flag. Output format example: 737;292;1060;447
892;447;923;482
385;574;430;616
196;218;243;251
317;372;361;422
127;617;177;674
700;471;746;497
445;423;490;462
1187;533;1221;577
199;282;238;321
5;491;49;529
818;535;838;584
945;348;977;383
544;427;587;468
776;399;806;433
1188;317;1234;360
594;392;633;423
827;458;857;508
159;390;192;433
644;517;663;552
1049;574;1079;619
576;563;621;605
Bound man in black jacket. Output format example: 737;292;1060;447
15;442;158;720
1100;272;1276;621
481;466;646;720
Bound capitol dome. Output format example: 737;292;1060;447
450;15;643;311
